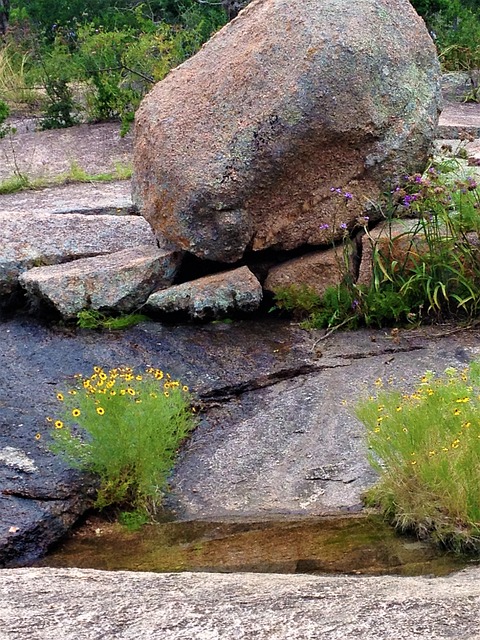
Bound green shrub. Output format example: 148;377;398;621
356;362;480;552
0;98;10;137
49;365;197;518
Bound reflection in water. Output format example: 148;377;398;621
35;514;474;577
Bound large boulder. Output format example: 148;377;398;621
132;0;441;263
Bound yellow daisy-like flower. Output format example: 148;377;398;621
68;390;77;395
155;371;164;380
46;417;53;423
120;389;126;396
54;420;64;429
164;391;169;398
56;393;64;401
454;408;461;416
96;407;105;416
72;409;81;418
94;366;102;373
127;388;135;396
451;439;460;449
182;385;189;392
136;375;143;381
110;390;116;396
395;406;402;412
35;433;41;440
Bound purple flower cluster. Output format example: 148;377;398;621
330;187;353;200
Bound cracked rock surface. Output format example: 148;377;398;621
1;315;480;565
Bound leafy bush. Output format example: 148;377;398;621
410;0;480;70
356;362;480;552
0;98;9;137
49;365;197;518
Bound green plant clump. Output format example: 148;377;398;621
356;362;480;553
76;309;148;330
272;166;480;330
49;365;197;518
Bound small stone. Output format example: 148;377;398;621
264;247;349;298
146;266;262;319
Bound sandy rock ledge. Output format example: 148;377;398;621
1;567;480;640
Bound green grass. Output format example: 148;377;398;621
0;160;133;195
356;362;480;552
49;365;197;518
76;309;149;330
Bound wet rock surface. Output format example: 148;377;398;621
1;315;480;565
1;567;480;639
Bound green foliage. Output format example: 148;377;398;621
272;164;480;330
49;365;197;517
76;309;149;330
356;363;480;552
271;284;322;320
410;0;480;70
0;98;10;137
4;1;227;133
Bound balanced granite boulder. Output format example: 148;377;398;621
133;0;441;263
19;246;181;319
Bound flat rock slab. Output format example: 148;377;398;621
0;212;156;296
146;266;263;319
1;567;480;640
438;101;480;138
0;181;134;216
20;246;181;318
1;317;480;565
0;122;132;182
168;329;480;519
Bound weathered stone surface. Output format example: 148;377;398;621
133;0;440;262
1;315;480;565
0;212;156;296
264;247;347;297
146;266;263;319
167;333;476;519
2;567;480;639
19;246;182;319
0;122;132;183
0;181;134;216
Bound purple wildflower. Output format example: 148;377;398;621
351;299;359;310
402;193;418;208
344;192;353;200
339;222;348;230
319;223;330;230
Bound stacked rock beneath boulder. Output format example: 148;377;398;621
133;0;441;263
0;212;157;297
146;266;262;319
19;246;182;319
